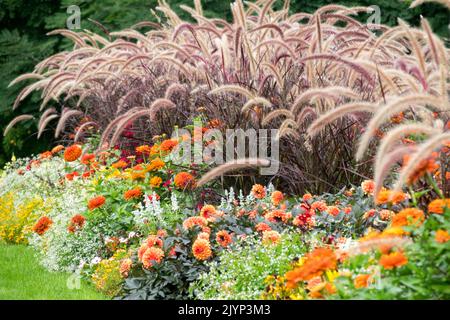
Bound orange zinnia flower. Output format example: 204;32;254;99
174;172;195;189
192;239;212;260
160;138;178;154
271;191;284;206
391;208;425;228
68;214;86;233
142;247;164;269
285;248;337;287
251;184;266;199
136;145;151;155
124;188;142;200
200;204;217;219
88;195;106;210
146;158;165;171
428;199;450;214
80;153;95;165
216;230;232;247
33;216;53;235
435;230;450;243
111;160;128;169
354;274;371;288
149;176;162;188
64;145;82;162
379;251;408;269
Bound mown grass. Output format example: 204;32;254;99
0;244;107;300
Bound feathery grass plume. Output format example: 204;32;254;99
410;0;450;9
46;29;87;47
38;108;57;130
356;94;446;160
420;17;440;69
241;97;272;114
375;123;439;173
208;85;255;99
262;109;294;126
54;109;84;138
296;107;318;126
197;158;271;187
37;114;59;139
373;146;417;197
74;122;98;142
148;99;176;121
307;102;376;137
298;54;375;86
392;132;450;194
344;237;412;257
397;19;427;80
291;86;359;114
3;115;34;136
8;73;45;88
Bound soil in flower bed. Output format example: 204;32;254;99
0;244;106;300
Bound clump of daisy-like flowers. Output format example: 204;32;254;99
5;0;450;197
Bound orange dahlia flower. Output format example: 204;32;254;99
88;195;106;210
216;230;232;247
302;193;313;201
255;222;272;233
251;184;266;199
192;239;212;260
64;144;82;162
183;216;208;230
146;235;163;248
120;258;132;278
361;180;375;195
142;247;164;269
271;190;284;206
200;204;217;219
149;176;162;188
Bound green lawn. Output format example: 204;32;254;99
0;244;107;300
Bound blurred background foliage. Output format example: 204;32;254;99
0;0;449;166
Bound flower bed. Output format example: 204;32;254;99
0;135;449;299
